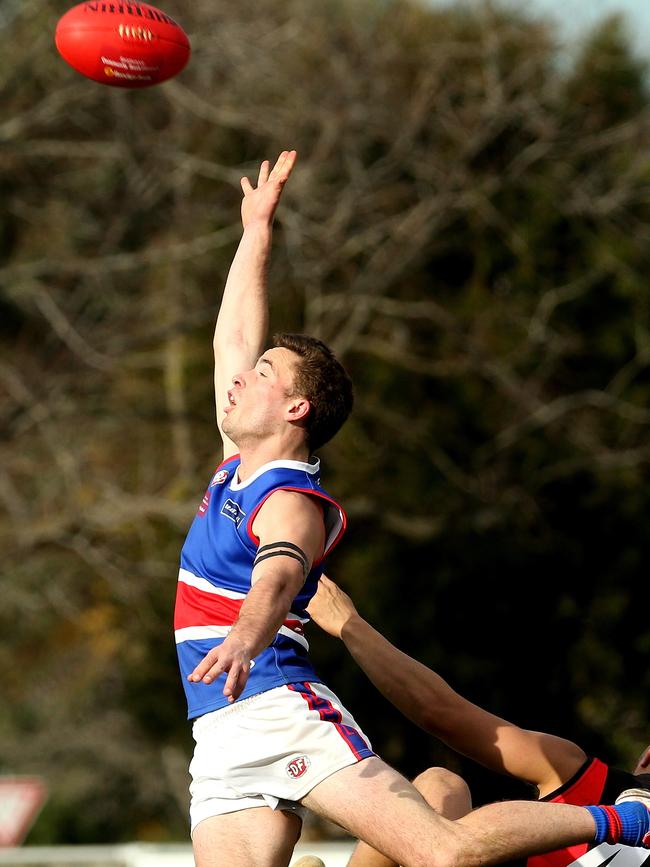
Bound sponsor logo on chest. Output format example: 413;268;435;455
220;498;246;527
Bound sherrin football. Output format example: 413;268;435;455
55;2;191;88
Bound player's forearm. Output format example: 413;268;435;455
341;614;463;736
213;223;272;362
229;573;299;660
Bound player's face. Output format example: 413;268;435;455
222;347;301;444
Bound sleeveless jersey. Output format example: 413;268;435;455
508;759;649;867
174;454;346;720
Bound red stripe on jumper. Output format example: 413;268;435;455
288;683;364;760
173;583;243;630
174;583;306;637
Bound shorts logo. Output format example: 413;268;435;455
221;498;245;527
286;755;311;779
210;469;229;487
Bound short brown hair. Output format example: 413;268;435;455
273;333;353;451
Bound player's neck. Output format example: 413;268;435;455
236;438;311;483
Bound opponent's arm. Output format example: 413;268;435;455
308;575;586;797
188;490;325;702
214;150;297;459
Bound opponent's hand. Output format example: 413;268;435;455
307;574;359;639
187;633;253;702
240;150;297;230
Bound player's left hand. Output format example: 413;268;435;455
188;634;253;702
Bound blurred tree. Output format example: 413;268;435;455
0;0;649;843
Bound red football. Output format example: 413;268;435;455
55;2;191;88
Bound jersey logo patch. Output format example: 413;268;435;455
210;469;229;487
197;490;211;517
221;498;245;527
286;755;311;779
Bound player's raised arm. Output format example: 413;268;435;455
308;574;586;797
213;150;297;458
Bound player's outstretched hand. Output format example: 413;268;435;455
240;149;297;230
187;633;252;702
307;574;359;639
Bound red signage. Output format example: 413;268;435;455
0;777;47;847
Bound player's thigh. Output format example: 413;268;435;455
301;757;462;867
345;767;472;867
192;806;301;867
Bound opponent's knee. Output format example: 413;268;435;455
412;767;472;819
412;846;461;867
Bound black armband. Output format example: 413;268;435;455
253;541;310;578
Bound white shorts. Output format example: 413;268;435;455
189;681;374;833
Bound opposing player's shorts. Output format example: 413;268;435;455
189;681;374;833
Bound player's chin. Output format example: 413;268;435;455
222;422;244;447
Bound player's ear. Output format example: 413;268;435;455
634;745;650;774
285;397;310;423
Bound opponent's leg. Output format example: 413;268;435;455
347;767;472;867
193;807;301;867
412;767;472;820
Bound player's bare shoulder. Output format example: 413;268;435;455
252;489;326;563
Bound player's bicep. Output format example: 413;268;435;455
496;728;586;797
250;491;326;591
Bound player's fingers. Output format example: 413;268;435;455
188;647;220;682
257;160;270;186
274;150;297;187
240;176;254;195
223;661;248;700
227;671;248;703
269;149;290;180
223;667;238;699
201;657;229;684
283;149;297;177
273;150;288;169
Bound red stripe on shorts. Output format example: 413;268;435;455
289;682;365;760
